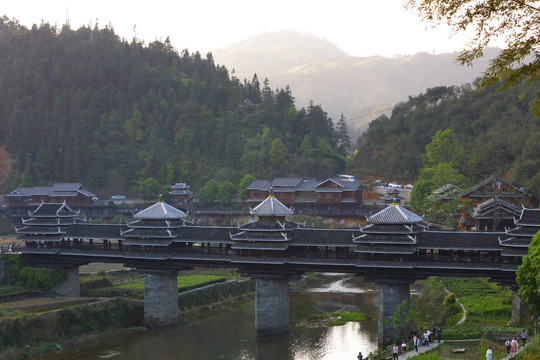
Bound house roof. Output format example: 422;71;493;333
7;183;96;198
515;207;540;226
459;176;532;198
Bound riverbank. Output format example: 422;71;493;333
0;273;255;360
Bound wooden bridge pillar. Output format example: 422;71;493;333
378;282;411;347
510;289;528;324
255;278;289;336
144;272;178;328
52;266;80;297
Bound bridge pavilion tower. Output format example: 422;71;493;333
499;206;540;323
121;199;189;327
353;199;425;346
231;188;300;336
15;202;87;297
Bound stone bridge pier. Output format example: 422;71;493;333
52;266;80;297
255;277;290;336
144;272;179;328
510;288;528;325
378;281;411;347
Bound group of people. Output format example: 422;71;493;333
0;242;18;253
502;329;528;357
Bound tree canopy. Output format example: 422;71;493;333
405;0;540;96
353;80;540;199
0;18;349;196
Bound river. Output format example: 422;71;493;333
32;275;380;360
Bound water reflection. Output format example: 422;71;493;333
32;280;378;360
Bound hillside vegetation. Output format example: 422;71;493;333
0;18;350;195
353;79;540;197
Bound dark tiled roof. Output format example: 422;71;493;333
505;226;539;237
515;207;540;226
231;231;290;242
17;235;63;242
176;226;234;243
127;219;185;229
501;248;529;257
16;226;67;235
353;234;417;244
28;203;80;217
238;220;297;231
460;176;532;197
417;231;502;250
498;237;531;247
121;228;177;239
21;217;82;226
473;198;519;219
66;224;125;240
289;228;355;247
360;223;424;234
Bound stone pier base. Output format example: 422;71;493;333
52;266;80;297
510;289;528;325
144;272;178;328
378;282;411;347
255;278;289;336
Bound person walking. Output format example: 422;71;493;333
357;351;363;360
511;336;518;354
486;346;492;360
414;335;420;352
520;329;527;345
437;328;442;343
392;344;399;360
401;340;407;354
505;338;511;355
424;330;430;346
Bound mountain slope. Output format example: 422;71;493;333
214;31;498;132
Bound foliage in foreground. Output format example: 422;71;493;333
2;254;66;291
517;231;540;314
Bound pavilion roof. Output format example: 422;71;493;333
250;194;293;217
133;201;188;220
366;204;423;224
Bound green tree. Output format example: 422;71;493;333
237;174;255;200
516;231;540;314
199;180;219;205
336;114;352;155
138;177;160;201
406;0;540;94
269;138;288;166
217;181;236;205
409;179;434;213
422;129;466;169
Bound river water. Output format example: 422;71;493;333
32;276;380;360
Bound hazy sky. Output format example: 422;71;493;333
3;0;479;57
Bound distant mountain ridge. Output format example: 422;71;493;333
213;30;498;133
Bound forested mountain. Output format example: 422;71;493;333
353;79;540;197
213;30;498;134
0;18;350;196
